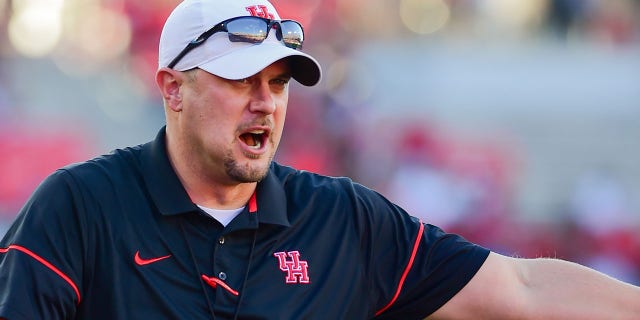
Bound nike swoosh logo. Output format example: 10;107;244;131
134;250;172;266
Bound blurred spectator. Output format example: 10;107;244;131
386;123;465;228
0;125;95;218
545;0;589;40
567;169;640;283
569;169;636;236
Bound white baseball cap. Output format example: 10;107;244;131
158;0;322;86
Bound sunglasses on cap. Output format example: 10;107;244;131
167;16;305;69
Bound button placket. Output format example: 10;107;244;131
213;233;231;294
216;237;226;281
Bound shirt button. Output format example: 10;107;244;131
218;237;225;245
218;272;227;280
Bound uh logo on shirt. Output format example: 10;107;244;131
273;251;310;284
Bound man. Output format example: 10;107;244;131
0;0;639;319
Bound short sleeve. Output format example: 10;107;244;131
375;222;489;319
0;169;85;319
349;182;490;319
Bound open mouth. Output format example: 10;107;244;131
239;130;267;150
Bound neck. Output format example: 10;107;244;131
165;129;257;210
187;181;256;209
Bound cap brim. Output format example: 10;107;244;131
198;43;321;87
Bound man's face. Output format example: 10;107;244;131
177;59;291;185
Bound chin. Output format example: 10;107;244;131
225;158;271;183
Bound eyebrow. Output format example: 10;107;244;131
275;71;292;79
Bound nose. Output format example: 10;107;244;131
248;82;277;114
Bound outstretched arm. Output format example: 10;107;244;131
428;252;640;319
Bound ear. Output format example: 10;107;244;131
156;68;183;112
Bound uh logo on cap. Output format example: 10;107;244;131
246;5;275;19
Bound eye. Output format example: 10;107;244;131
236;77;251;84
271;77;290;86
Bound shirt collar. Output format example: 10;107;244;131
140;127;290;227
141;127;198;216
253;163;290;227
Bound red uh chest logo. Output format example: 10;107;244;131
246;5;275;19
273;251;310;284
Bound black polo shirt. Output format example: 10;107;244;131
0;127;489;320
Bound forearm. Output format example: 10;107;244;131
518;257;640;319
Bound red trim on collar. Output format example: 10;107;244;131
249;191;257;213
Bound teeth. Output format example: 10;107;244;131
241;130;265;149
253;138;262;149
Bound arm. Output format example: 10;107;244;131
428;252;640;319
0;170;84;319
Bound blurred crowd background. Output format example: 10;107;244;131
1;0;640;284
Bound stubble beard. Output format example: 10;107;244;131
222;149;273;183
